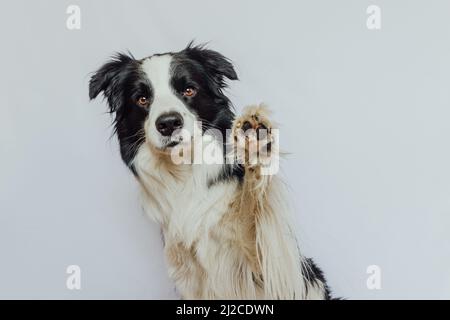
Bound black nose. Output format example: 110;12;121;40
155;112;184;136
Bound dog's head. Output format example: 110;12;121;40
89;43;237;172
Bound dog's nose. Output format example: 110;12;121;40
155;112;184;136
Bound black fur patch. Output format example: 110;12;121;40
302;258;338;300
89;53;151;174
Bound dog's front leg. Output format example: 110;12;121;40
231;104;306;299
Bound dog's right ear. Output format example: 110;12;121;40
89;53;135;103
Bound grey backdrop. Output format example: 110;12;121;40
0;0;449;299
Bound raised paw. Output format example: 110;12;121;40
232;104;277;171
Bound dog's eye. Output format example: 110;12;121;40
182;87;197;98
137;96;149;107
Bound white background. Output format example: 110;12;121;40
0;0;449;299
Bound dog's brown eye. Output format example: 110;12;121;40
137;96;149;107
183;87;197;98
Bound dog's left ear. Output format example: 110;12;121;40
184;43;238;87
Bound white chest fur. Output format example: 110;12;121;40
132;134;324;299
134;141;236;241
133;141;249;298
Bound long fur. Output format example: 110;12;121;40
89;43;331;299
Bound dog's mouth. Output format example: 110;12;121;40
165;141;180;148
159;134;187;150
151;124;200;153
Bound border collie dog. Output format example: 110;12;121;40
89;43;331;299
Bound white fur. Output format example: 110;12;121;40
131;57;327;299
134;140;327;299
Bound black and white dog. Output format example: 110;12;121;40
89;43;331;299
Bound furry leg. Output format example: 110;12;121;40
231;104;307;299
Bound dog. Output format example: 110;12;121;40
89;43;331;299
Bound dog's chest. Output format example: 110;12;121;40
135;146;238;245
